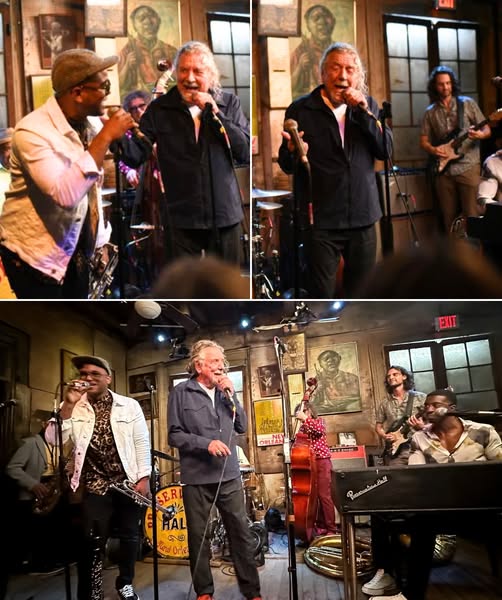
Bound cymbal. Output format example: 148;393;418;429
256;200;283;211
102;200;112;208
101;187;116;197
252;187;291;199
130;222;157;230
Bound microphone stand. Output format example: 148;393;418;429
147;384;160;600
274;339;299;600
111;145;127;298
51;391;72;600
289;158;311;299
380;101;394;255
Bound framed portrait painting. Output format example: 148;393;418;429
307;341;361;415
257;0;301;37
257;364;281;398
38;14;78;69
282;332;306;373
289;0;355;100
116;0;181;99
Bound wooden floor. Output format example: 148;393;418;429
4;536;502;600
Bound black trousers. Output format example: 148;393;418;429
183;477;261;599
171;224;241;265
0;246;88;299
77;490;142;599
308;224;377;298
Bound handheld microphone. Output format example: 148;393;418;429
274;336;287;353
283;119;309;165
107;106;152;148
63;381;91;390
223;387;236;413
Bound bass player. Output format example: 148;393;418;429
375;366;426;466
420;65;491;235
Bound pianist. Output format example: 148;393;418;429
366;389;502;600
477;149;502;207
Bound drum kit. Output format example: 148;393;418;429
252;187;291;298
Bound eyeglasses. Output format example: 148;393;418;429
129;103;147;113
79;80;111;95
79;370;108;379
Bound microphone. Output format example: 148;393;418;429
0;399;16;409
144;377;155;391
274;336;287;354
107;106;152;148
63;381;91;390
283;119;309;165
223;387;236;413
491;76;502;88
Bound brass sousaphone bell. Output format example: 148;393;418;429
304;534;373;579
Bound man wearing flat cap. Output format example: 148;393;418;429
0;48;137;298
45;354;150;600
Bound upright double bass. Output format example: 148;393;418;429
291;377;318;543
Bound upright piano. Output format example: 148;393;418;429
333;462;502;600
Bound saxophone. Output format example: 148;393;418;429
88;243;119;299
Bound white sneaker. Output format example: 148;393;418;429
361;569;397;595
369;594;407;600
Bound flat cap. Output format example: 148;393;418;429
52;48;118;94
0;127;13;145
71;355;112;376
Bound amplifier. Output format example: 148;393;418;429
377;168;433;216
330;445;367;471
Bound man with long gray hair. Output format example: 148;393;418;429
168;340;261;600
279;42;392;298
122;41;249;268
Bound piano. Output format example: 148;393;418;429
333;462;502;600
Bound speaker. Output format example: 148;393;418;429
377;168;433;216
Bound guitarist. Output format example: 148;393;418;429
420;65;491;234
375;366;426;466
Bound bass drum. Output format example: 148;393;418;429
143;484;188;559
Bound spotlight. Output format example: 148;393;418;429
156;332;167;343
332;301;344;311
239;316;251;329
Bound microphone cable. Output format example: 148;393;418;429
185;394;237;600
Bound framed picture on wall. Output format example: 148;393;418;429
38;14;78;70
30;75;53;110
254;397;284;446
60;349;79;384
282;332;307;373
116;0;181;99
257;364;281;398
257;0;301;37
129;372;156;396
307;341;361;415
137;394;158;420
85;0;127;38
289;0;355;100
338;432;357;446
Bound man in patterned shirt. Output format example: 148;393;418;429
375;366;426;466
294;402;337;536
45;355;151;600
368;389;502;600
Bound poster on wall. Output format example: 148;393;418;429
307;341;361;415
254;397;284;446
116;1;181;100
289;0;355;100
257;364;281;398
282;332;307;373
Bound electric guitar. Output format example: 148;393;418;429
384;407;425;459
433;108;502;175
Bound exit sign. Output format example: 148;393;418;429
434;314;460;331
433;0;456;9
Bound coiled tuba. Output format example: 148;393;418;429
304;534;373;579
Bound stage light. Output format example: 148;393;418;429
239;316;251;329
332;301;344;311
155;332;167;343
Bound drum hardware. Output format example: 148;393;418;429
109;479;176;519
252;187;291;199
130;222;159;230
256;200;283;211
